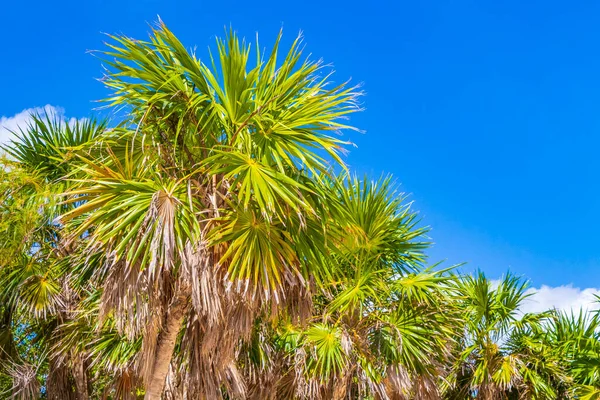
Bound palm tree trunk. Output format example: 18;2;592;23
47;358;77;400
72;354;89;400
144;285;191;400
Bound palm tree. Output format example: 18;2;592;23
232;176;460;399
535;310;600;399
447;272;562;399
0;160;48;399
59;20;360;398
3;19;598;400
0;115;105;399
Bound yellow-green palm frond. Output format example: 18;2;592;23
3;113;106;182
62;150;201;280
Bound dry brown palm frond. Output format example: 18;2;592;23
99;257;149;339
162;363;181;400
186;244;222;325
282;280;314;327
357;368;388;400
412;374;442;400
384;365;411;400
175;293;254;399
137;312;162;386
148;190;177;281
101;367;140;400
246;360;280;400
3;359;41;400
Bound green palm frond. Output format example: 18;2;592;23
3;114;106;181
0;256;62;319
62;150;201;278
326;269;385;315
576;385;600;400
17;274;63;320
392;266;454;304
209;207;299;298
101;21;360;174
304;323;346;381
202;148;313;213
332;175;429;272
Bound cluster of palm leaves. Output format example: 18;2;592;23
0;21;598;399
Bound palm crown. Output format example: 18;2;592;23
0;20;599;400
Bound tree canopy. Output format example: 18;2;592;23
0;21;598;400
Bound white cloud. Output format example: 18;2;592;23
0;105;76;145
489;279;598;315
521;284;600;315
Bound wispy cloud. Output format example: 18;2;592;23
490;279;597;315
0;105;77;145
521;284;600;315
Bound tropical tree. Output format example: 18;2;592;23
1;19;597;400
534;310;600;399
0;115;106;399
56;20;361;399
231;176;460;399
0;159;49;399
446;272;565;399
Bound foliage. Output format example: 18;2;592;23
0;20;598;400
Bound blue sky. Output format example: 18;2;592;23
1;0;599;296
